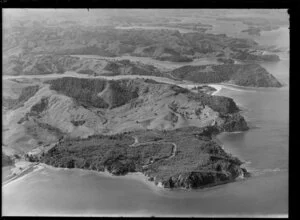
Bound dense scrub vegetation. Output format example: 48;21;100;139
30;97;49;114
40;133;173;175
40;127;248;188
171;65;230;83
171;64;282;87
48;77;141;109
3;85;40;110
103;59;162;76
48;77;109;108
188;92;240;114
106;80;139;108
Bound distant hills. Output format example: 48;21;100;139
3;54;282;88
3;26;280;62
171;64;282;87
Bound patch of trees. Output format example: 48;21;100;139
48;77;109;108
171;63;281;87
171;65;232;84
104;80;140;108
48;78;143;109
188;92;239;114
39;133;173;175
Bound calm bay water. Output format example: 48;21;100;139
2;23;289;217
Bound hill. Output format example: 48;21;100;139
171;64;282;87
39;126;249;189
3;77;248;156
3;54;282;88
3;54;164;77
3;25;280;62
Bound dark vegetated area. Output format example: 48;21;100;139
104;62;121;72
71;120;86;126
40;127;245;188
30;97;49;113
107;80;140;108
171;63;281;87
171;65;232;83
48;77;109;108
104;60;161;77
47;77;141;109
3;85;40;110
187;92;239;114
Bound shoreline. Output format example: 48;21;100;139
2;162;43;187
27;163;165;192
3;154;248;192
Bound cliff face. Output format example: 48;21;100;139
218;113;249;132
171;63;282;87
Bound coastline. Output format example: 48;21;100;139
3;154;248;192
41;164;168;192
2;162;43;187
5;162;165;192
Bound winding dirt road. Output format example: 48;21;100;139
129;136;177;162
